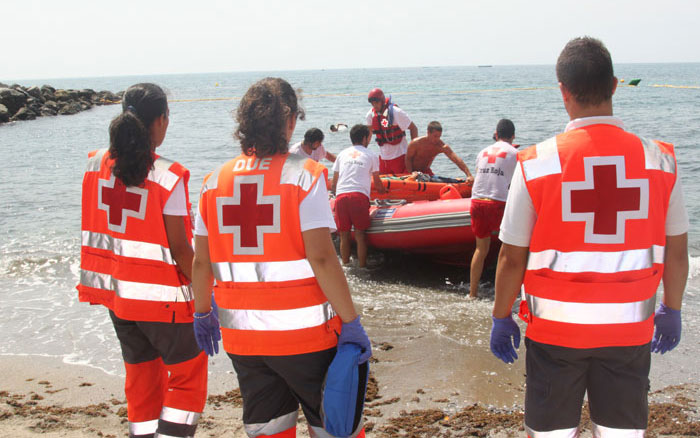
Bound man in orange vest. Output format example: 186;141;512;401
490;37;689;437
366;88;418;174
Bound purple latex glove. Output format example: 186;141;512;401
193;294;221;356
651;303;681;354
338;316;372;364
490;315;521;364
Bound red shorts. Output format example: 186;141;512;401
335;192;371;232
469;198;505;239
379;155;406;174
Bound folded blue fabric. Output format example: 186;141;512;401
321;343;369;437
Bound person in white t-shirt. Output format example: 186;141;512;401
289;127;336;162
331;124;386;267
365;88;418;174
468;119;518;299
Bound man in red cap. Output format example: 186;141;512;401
365;88;418;174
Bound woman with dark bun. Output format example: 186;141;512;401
78;83;208;438
191;77;370;438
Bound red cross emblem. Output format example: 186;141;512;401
349;149;362;159
217;174;280;255
381;118;389;128
97;175;148;233
483;147;508;163
562;156;648;244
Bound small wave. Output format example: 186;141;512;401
689;255;700;280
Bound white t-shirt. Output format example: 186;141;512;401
332;145;380;197
289;141;327;162
162;179;188;216
194;176;336;236
365;105;412;160
471;141;518;202
499;117;690;247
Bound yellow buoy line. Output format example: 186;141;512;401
650;84;700;89
167;83;698;104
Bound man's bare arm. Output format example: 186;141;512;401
405;140;417;172
493;243;529;318
331;171;339;196
443;145;473;180
408;122;418;141
373;171;387;194
325;151;337;163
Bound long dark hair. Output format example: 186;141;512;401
108;83;168;186
235;77;305;157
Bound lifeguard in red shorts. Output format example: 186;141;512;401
468;119;518;298
331;124;387;267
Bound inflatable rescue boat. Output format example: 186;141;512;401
332;183;499;265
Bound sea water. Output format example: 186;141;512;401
1;64;699;389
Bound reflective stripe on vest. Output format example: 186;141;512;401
219;302;335;331
525;293;656;325
640;136;675;174
82;230;176;265
525;425;578;438
522;137;561;181
244;411;298;438
527;245;664;273
149;156;181;191
86;148;107;172
212;259;314;283
280;155;315;190
81;270;193;302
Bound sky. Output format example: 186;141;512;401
2;0;699;81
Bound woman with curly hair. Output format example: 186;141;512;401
192;77;370;438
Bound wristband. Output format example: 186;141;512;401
193;308;212;319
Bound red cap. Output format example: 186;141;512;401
368;88;384;103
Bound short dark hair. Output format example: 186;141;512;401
350;124;370;145
303;128;324;144
556;36;615;106
234;77;305;158
496;119;515;139
427;121;442;133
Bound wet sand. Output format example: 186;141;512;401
2;335;699;437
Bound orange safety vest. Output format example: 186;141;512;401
198;153;341;356
517;124;677;348
78;148;194;323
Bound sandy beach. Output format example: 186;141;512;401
2;327;699;437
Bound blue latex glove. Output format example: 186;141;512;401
651;303;681;354
193;294;221;356
338;316;372;364
490;315;521;364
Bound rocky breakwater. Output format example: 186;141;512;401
0;82;122;125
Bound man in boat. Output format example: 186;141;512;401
490;37;689;437
468;119;518;299
289;127;337;162
366;88;418;174
405;121;474;182
331;124;386;267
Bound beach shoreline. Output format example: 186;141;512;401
2;332;699;437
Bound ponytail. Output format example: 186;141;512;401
109;111;154;186
108;83;167;187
